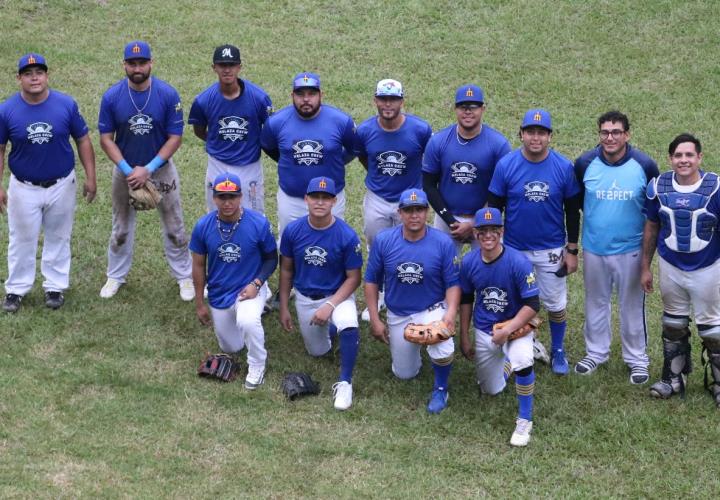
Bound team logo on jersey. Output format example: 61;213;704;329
292;140;324;165
481;287;508;313
218;116;249;142
355;242;362;255
526;271;536;287
26;122;53;144
396;262;424;284
128;113;153;135
175;101;183;113
450;162;477;184
218;242;241;263
376;151;407;176
304;246;328;266
675;197;691;208
524;181;550;202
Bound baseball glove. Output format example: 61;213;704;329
493;315;543;341
198;353;239;382
129;181;162;210
403;320;454;345
281;372;321;400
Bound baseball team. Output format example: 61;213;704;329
2;41;719;447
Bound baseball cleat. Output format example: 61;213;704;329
44;291;65;310
510;418;533;447
245;365;265;390
100;278;123;299
551;349;569;375
533;338;550;365
178;278;195;301
629;365;650;385
649;376;684;399
2;293;22;313
332;381;353;410
427;388;449;414
574;356;599;375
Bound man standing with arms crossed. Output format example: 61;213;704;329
188;44;273;213
98;41;194;301
1;53;96;312
422;84;511;256
574;111;658;383
488;109;581;375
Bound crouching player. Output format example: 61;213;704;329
279;177;362;410
459;208;540;447
190;173;278;390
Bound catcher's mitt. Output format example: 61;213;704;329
403;320;454;345
281;372;321;400
198;353;239;382
129;181;162;210
493;315;543;341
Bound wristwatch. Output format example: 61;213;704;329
252;278;263;290
565;246;579;255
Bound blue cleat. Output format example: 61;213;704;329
427;388;449;414
551;349;569;375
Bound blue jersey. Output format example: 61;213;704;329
188;79;272;166
98;77;184;167
489;148;580;250
280;216;362;297
189;209;277;309
460;246;539;333
354;114;432;202
645;171;720;272
422;124;511;215
365;225;460;316
0;90;89;182
261;104;355;197
575;145;658;255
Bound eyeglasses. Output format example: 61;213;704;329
599;129;625;139
456;104;483;112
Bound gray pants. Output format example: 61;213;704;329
106;160;192;282
582;250;649;368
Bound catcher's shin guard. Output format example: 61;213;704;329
699;325;720;408
650;323;691;399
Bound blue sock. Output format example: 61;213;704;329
431;362;452;391
328;324;338;343
549;320;566;352
515;370;535;421
339;327;359;383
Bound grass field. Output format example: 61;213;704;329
2;0;720;497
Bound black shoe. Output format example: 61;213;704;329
45;291;65;310
2;293;22;313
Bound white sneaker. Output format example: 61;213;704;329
203;285;208;299
361;307;371;322
100;278;123;299
332;381;353;410
360;296;385;322
510;418;533;447
178;278;195;301
533;338;550;365
245;365;265;390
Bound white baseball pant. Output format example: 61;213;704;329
521;246;567;312
276;187;346;242
294;291;359;356
205;156;264;213
659;256;720;326
363;190;400;247
473;329;534;395
433;214;478;257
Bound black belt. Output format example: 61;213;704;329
306;293;328;300
17;174;66;188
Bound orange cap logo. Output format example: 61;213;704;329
319;178;327;189
466;88;473;97
484;210;493;220
215;180;239;192
132;44;141;54
303;74;309;83
410;191;418;201
534;112;542;122
28;55;36;64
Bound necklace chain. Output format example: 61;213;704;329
127;79;152;113
216;212;242;242
455;124;482;145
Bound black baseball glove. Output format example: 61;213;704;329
281;372;321;400
198;353;239;382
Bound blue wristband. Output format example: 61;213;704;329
146;155;165;173
117;159;133;176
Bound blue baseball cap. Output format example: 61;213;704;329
375;79;404;98
455;84;484;105
521;108;553;131
306;176;336;196
293;72;321;90
124;41;152;61
474;207;503;227
18;53;48;73
398;189;429;209
212;173;242;194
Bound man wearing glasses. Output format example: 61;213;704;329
573;111;659;384
422;84;511;256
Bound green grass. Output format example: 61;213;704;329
2;0;720;497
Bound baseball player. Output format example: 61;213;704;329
0;53;97;313
278;177;362;410
422;84;511;256
459;208;540;447
190;172;278;389
574;111;659;384
260;72;356;238
364;189;460;414
354;78;432;321
641;133;720;407
488;109;581;375
98;41;194;301
188;44;273;213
